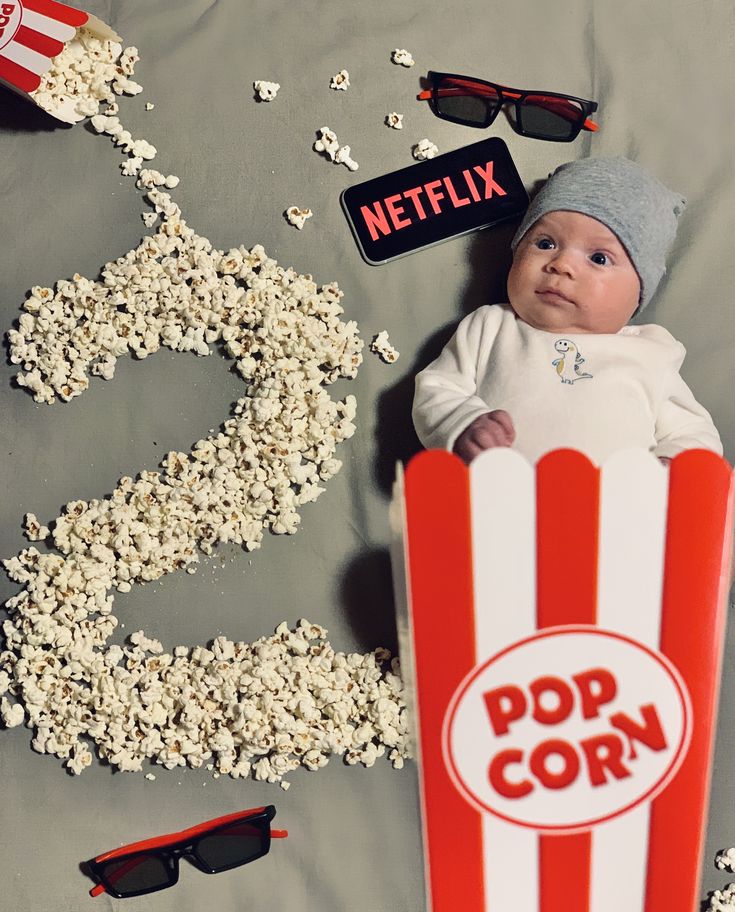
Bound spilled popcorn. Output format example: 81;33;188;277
31;32;139;122
413;139;439;161
370;331;400;364
254;80;280;102
314;127;339;159
700;848;735;908
0;24;410;789
2;206;398;782
22;513;50;542
330;69;350;91
385;112;404;130
285;206;314;230
391;48;415;67
90;111;158;173
313;128;359;171
706;883;735;911
334;145;359;171
0;596;409;783
9;231;361;407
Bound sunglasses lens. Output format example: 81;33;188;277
515;94;583;140
435;77;500;126
194;818;269;873
99;853;175;897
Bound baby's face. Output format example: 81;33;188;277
507;211;641;334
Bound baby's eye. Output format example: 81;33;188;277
534;237;555;250
590;252;610;266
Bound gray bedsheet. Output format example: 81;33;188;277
1;1;734;909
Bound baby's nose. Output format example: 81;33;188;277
547;250;576;275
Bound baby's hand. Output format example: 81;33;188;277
453;410;516;465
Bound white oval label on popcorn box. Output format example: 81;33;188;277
0;2;22;52
443;626;691;832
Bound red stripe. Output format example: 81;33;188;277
538;833;593;901
0;54;40;92
21;0;88;27
536;450;599;628
405;451;484;912
645;451;734;910
536;450;599;912
15;24;65;58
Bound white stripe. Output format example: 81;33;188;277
470;448;538;912
2;38;51;75
590;809;651;912
597;448;668;644
470;448;537;653
591;449;669;912
21;8;78;43
483;814;540;909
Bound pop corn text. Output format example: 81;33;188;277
483;667;669;799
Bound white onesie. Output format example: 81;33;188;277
412;303;722;464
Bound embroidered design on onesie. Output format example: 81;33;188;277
552;339;593;384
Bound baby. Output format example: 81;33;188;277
412;157;722;465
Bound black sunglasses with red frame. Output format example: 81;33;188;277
418;71;599;142
87;805;288;899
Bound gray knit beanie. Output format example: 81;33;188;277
511;157;686;310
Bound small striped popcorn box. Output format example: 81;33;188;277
0;0;120;123
391;447;734;912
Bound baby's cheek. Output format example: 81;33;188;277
506;259;528;302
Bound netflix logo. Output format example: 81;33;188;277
341;137;528;265
360;162;507;241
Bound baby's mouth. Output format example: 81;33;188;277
536;287;574;305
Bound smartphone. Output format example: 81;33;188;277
340;136;528;266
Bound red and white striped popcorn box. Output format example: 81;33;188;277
391;447;734;912
0;0;120;123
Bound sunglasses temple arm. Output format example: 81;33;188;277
418;88;598;131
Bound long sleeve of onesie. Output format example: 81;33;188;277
653;371;722;458
412;306;499;451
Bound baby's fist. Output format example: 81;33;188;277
453;410;516;464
